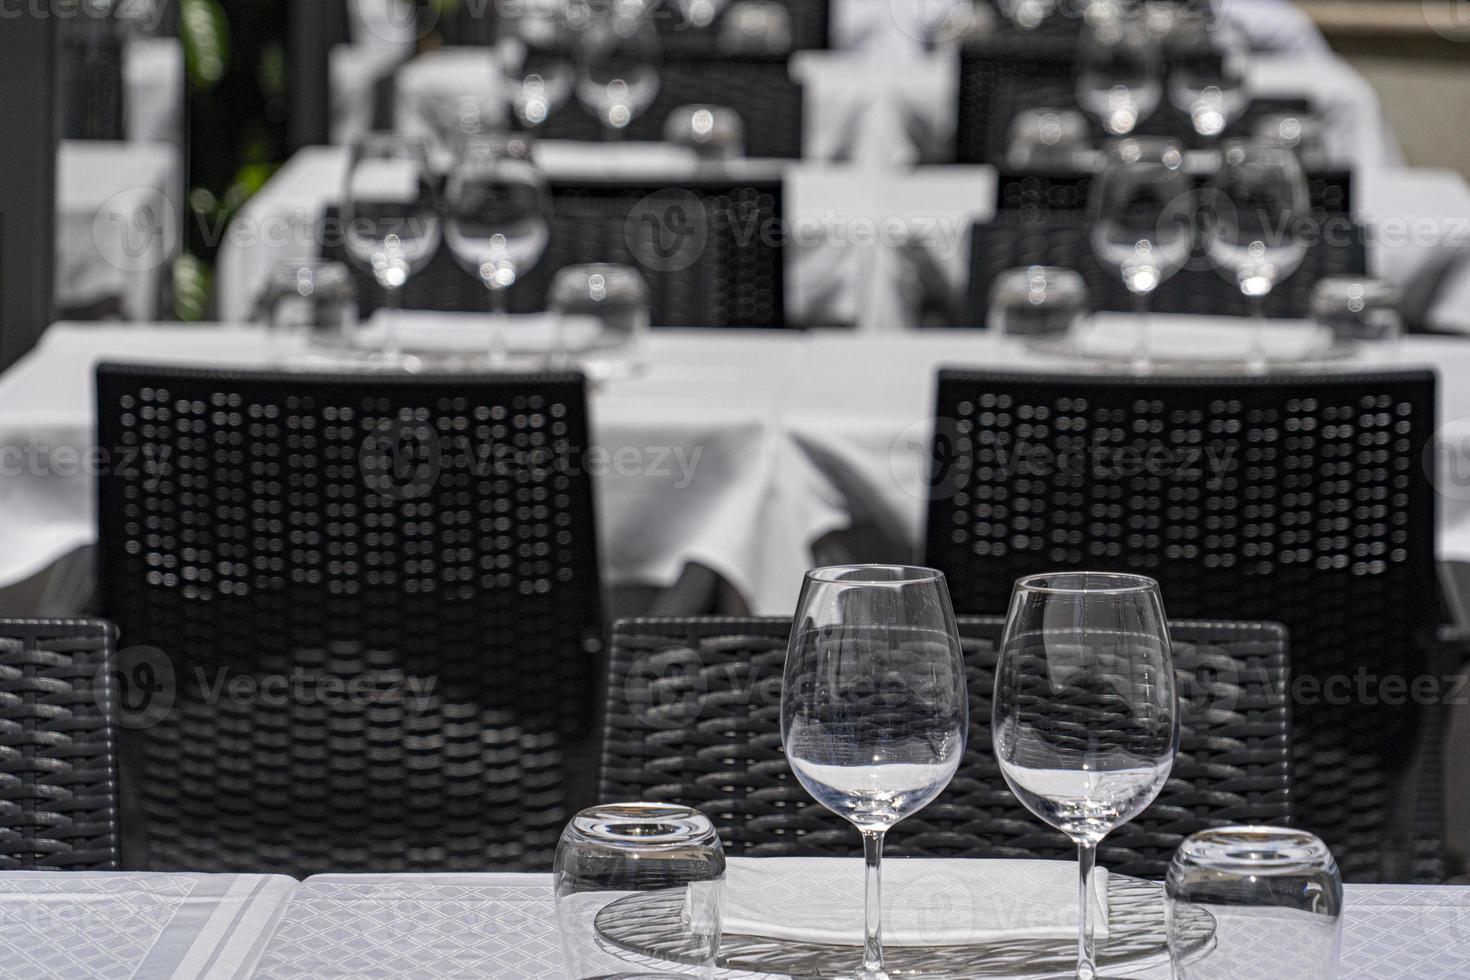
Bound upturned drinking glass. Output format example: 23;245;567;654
1166;826;1343;980
554;803;726;978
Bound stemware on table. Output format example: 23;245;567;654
341;133;443;360
1202;138;1310;371
715;0;794;55
548;263;651;377
1166;19;1250;138
1007;108;1091;170
663;104;745;161
443;134;552;364
1253;111;1331;171
573;0;662;140
781;565;968;980
253;259;359;352
994;572;1179;980
499;0;577;131
1311;275;1403;345
1088;137;1195;370
1076;13;1162;138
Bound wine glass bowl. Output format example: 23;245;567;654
1167;20;1250;138
500;1;576;130
781;565;968;979
1204;139;1309;300
994;571;1179;979
1076;15;1162;137
574;0;661;136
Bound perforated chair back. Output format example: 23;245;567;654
601;615;1290;880
59;16;125;140
923;369;1440;880
96;365;603;874
0;619;119;871
956;36;1314;164
538;55;804;157
963;209;1367;322
322;176;787;328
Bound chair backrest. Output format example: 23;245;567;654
0;619;119;871
538;55;804;158
923;368;1440;879
956;35;1314;165
601;615;1290;880
96;365;603;874
323;175;788;328
963;209;1367;322
59;15;125;141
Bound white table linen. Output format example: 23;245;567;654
123;37;184;145
0;871;294;979
0;323;834;614
55;140;181;322
244;866;1470;979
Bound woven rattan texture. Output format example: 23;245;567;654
600;615;1289;880
0;619;118;871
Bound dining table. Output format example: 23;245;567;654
1;862;1466;977
5;319;1470;616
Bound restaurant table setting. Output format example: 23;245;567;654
10;319;1470;615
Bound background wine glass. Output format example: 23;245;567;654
500;1;576;131
341;133;443;361
781;565;968;980
573;0;661;140
993;572;1179;980
1076;15;1162;138
1088;138;1195;370
443;136;552;364
1167;20;1250;139
1203;139;1309;371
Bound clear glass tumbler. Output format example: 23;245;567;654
1166;826;1344;980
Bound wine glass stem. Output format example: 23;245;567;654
1133;290;1151;373
1076;839;1098;980
489;284;509;366
862;829;886;978
383;283;402;360
1248;291;1267;373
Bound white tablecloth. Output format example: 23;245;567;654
215;142;1470;334
0;323;833;613
246;866;1470;979
0;871;294;979
5;322;1470;615
56;140;181;322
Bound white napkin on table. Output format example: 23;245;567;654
1078;314;1332;362
699;857;1110;946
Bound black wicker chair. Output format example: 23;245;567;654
956;33;1316;165
653;0;830;53
922;369;1450;882
0;619;119;871
322;175;788;328
59;15;125;141
600;615;1291;880
95;365;604;874
962;208;1368;322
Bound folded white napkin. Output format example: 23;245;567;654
701;857;1110;947
1078;314;1332;362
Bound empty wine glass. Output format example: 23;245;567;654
1252;112;1331;171
500;0;576;130
443;134;552;364
549;263;650;377
1167;20;1249;138
781;565;968;980
988;266;1090;341
1203;139;1309;371
994;572;1179;980
663;104;745;161
342;133;443;360
1089;137;1195;370
574;0;661;139
1007;108;1091;170
1076;14;1162;137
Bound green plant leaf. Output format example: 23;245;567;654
181;0;230;92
